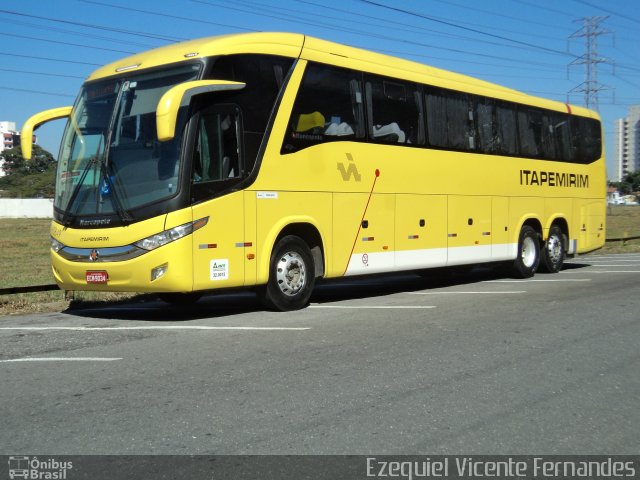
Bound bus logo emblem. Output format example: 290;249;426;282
337;153;361;182
88;249;99;262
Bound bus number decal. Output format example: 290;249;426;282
210;259;229;281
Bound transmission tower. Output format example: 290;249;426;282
567;16;614;110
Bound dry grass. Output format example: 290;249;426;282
598;205;640;255
0;219;137;316
1;208;639;315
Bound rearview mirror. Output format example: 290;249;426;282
21;106;73;160
156;80;245;142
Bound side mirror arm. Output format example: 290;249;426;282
21;106;73;160
156;80;245;142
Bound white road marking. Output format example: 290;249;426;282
587;264;640;267
484;279;591;283
0;326;310;331
309;305;436;309
562;270;640;274
1;357;122;363
406;291;525;294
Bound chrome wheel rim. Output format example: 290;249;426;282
521;236;537;268
275;251;307;296
546;234;563;265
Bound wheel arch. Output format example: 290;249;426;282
519;217;543;239
257;218;326;284
547;216;569;242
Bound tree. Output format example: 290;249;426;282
0;144;56;198
622;171;640;192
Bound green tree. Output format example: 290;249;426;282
622;171;640;192
0;144;56;198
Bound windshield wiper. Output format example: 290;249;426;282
60;156;100;227
99;161;133;224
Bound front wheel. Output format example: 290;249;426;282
539;225;566;273
258;235;316;311
511;225;540;278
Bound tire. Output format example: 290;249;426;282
158;292;202;304
258;235;316;311
539;225;566;273
511;225;540;278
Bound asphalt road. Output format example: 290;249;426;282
1;253;639;455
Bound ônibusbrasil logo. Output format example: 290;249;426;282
8;456;73;480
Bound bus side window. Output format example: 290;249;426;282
476;98;499;154
570;116;601;164
517;108;542;158
551;114;572;162
365;75;423;145
282;63;364;153
193;106;241;183
425;89;476;151
496;103;518;156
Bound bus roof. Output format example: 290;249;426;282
86;32;597;120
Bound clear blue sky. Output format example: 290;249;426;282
1;0;639;179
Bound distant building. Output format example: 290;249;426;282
0;121;37;177
614;105;640;181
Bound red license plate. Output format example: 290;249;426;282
86;271;108;284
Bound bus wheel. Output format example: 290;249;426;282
511;225;540;278
539;225;565;273
158;292;202;304
259;235;316;311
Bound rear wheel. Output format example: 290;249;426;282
539;225;566;273
511;225;540;278
258;235;316;311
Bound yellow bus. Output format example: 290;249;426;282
22;32;606;311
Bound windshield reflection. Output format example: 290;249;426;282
55;64;201;221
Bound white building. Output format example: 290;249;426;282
614;105;640;181
0;121;38;177
0;121;18;177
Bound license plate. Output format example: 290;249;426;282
86;271;108;284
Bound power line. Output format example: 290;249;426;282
0;52;101;66
0;86;75;98
0;68;85;79
194;0;568;69
572;0;640;25
80;0;256;32
296;0;565;45
568;16;614;110
0;8;185;42
357;0;578;59
1;18;159;49
511;0;576;18
0;32;136;54
429;0;569;38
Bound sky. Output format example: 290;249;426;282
1;0;639;180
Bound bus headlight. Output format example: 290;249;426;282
134;217;208;251
51;237;64;253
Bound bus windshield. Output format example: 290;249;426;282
55;63;201;222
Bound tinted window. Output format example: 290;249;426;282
426;89;476;151
517;109;542;158
207;54;294;171
476;98;498;154
495;103;518;156
366;76;424;145
571;116;602;163
193;105;241;184
283;63;364;153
